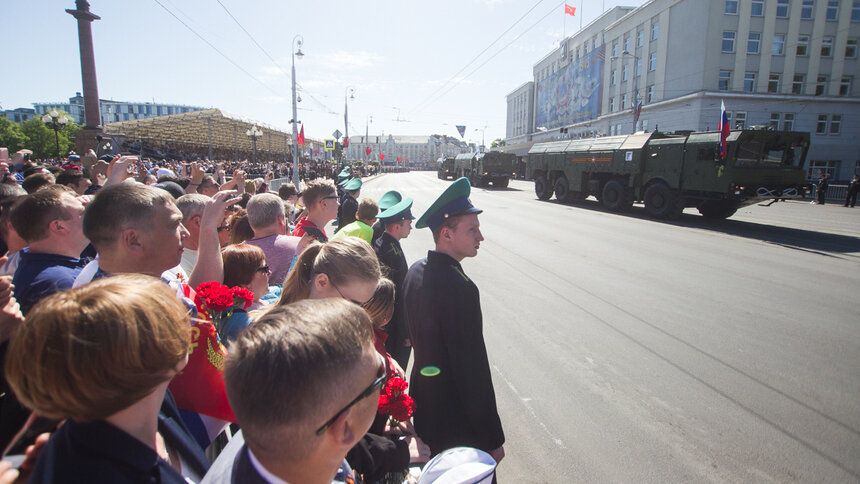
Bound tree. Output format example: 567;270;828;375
490;138;506;149
19;114;81;160
0;117;28;153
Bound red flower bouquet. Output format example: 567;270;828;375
378;376;415;425
194;282;254;336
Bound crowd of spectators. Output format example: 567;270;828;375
0;146;446;484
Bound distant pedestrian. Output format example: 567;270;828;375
845;174;859;208
816;173;829;205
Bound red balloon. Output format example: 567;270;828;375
366;146;372;155
379;154;385;160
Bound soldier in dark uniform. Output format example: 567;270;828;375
371;190;403;245
402;177;505;463
373;196;415;368
335;177;361;233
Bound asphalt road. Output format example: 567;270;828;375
351;171;860;483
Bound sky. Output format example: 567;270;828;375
2;0;647;146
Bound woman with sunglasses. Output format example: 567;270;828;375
219;244;277;342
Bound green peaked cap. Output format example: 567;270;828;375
416;177;482;231
377;197;415;223
377;190;403;211
342;177;362;191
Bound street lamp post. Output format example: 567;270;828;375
291;35;304;189
474;128;485;153
613;50;641;134
246;125;263;164
344;86;355;167
42;109;69;160
365;115;372;162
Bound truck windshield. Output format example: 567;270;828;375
734;133;807;168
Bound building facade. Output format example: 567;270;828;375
505;0;860;182
1;108;37;123
345;134;469;164
33;93;204;126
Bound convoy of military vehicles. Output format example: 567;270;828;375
433;129;812;220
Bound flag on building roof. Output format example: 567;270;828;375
565;4;576;16
718;101;730;160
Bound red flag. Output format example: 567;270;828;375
565;3;576;16
297;125;305;145
343;136;349;148
397;157;401;162
380;153;385;161
366;146;372;156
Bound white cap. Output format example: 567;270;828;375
418;447;496;484
156;167;175;178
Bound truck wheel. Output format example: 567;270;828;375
601;180;626;211
535;175;553;200
698;200;738;219
554;177;571;202
644;183;681;219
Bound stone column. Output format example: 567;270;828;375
66;0;103;154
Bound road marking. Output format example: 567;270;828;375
493;363;567;450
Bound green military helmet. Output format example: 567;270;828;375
416;177;482;231
377;197;415;224
377;190;403;212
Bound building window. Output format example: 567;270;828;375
853;0;860;20
773;34;786;55
647;85;655;102
723;31;736;52
847;38;858;57
651;21;659;40
635;58;642;76
826;0;839;19
732;111;747;129
830;114;842;134
770;113;781;130
622;64;629;82
637;30;644;47
593;37;598;49
612;42;619;57
748;33;762;54
797;35;810;56
611;70;617;85
802;0;815;18
821;37;834;57
768;74;781;93
816;75;828;95
623;35;630;52
807;160;838;180
744;72;756;92
649;52;657;70
719;70;732;91
816;114;828;133
840;76;853;95
609;97;615;112
726;0;739;14
777;0;790;16
584;43;589;54
792;74;805;94
783;113;795;131
621;94;627;110
751;0;765;16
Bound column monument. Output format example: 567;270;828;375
66;0;103;154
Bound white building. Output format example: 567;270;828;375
33;93;204;126
345;134;469;165
505;0;860;182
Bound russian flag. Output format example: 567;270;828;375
718;100;730;160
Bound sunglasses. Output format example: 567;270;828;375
316;353;387;436
327;276;373;307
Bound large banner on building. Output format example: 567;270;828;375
536;45;604;130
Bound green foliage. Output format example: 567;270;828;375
490;138;506;149
0;117;28;153
17;113;81;159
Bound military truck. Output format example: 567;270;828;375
453;151;518;188
437;157;456;180
527;129;812;219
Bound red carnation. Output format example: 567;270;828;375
388;394;414;422
385;377;409;397
231;287;254;309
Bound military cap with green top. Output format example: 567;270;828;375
342;177;362;191
416;177;482;231
377;190;403;211
377;197;415;224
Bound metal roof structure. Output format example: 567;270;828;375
102;108;320;156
